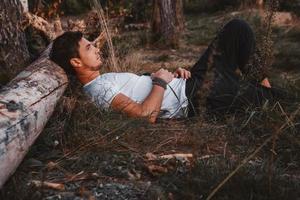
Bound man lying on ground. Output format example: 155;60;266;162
50;19;280;123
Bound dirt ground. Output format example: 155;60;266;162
1;10;300;200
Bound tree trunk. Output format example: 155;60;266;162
175;0;184;31
131;0;150;22
257;0;264;10
0;52;68;188
152;0;184;47
0;0;30;86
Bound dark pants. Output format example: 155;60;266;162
185;19;286;117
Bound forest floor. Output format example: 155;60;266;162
1;9;300;200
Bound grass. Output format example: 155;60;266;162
1;8;300;200
2;95;299;199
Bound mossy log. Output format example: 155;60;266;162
0;54;68;188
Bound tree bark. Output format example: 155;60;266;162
152;0;184;47
256;0;264;10
257;0;264;9
0;0;30;85
175;0;184;31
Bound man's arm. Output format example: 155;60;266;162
111;85;165;123
111;69;173;123
261;77;271;88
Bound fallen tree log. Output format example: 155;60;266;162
0;53;68;188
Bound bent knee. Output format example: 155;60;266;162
222;18;254;39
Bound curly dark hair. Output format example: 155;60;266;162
50;31;83;76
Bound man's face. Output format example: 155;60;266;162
77;37;102;71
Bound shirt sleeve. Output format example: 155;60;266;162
87;80;120;109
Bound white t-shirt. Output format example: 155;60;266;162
83;73;189;118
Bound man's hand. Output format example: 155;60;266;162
173;67;191;79
151;68;174;83
261;77;271;88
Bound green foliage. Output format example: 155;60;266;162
185;14;219;46
61;0;91;15
279;0;300;16
183;0;300;15
183;0;247;14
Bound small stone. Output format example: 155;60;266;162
53;140;59;146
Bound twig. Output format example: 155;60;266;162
30;180;65;191
198;155;219;160
93;31;106;49
160;153;193;159
223;142;228;158
153;138;175;153
116;141;140;153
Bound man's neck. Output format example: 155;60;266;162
77;70;100;85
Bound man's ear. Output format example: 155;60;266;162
70;58;82;68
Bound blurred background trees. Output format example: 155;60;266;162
25;0;300;34
1;0;300;86
152;0;184;47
